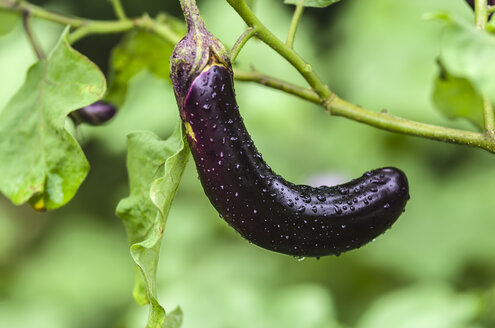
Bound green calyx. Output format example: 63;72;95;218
170;0;231;105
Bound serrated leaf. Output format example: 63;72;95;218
116;124;189;328
107;29;179;106
431;12;495;108
283;0;340;8
0;27;106;211
432;60;484;130
0;11;18;36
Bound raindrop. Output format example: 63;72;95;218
301;194;311;203
287;199;294;207
383;203;390;209
317;195;326;202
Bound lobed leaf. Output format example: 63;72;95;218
0;27;106;211
116;124;189;328
431;13;495;108
283;0;341;8
432;60;484;130
107;29;180;106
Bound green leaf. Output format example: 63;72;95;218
0;11;18;36
116;124;189;328
432;60;484;130
283;0;340;8
431;12;495;107
163;307;183;328
0;27;106;211
107;29;178;106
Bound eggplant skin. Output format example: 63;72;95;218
180;64;409;257
70;100;117;126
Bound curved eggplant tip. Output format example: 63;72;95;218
372;166;410;228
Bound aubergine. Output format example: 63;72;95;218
170;0;409;257
70;100;117;126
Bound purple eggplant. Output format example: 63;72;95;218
170;0;409;257
70;100;117;126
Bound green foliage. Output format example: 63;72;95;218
0;0;494;328
107;30;178;106
0;27;105;210
283;0;341;8
117;125;189;328
431;12;495;107
432;60;484;129
0;11;18;36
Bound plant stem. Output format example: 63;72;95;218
230;27;256;62
483;97;495;136
474;0;495;135
226;0;495;154
179;0;205;34
329;97;494;152
22;11;45;59
234;68;495;153
225;0;333;100
286;0;305;49
0;0;183;45
234;69;320;102
475;0;488;30
68;19;134;43
109;0;127;20
136;13;182;44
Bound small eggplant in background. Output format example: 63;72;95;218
70;100;117;126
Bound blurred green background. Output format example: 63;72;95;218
1;0;494;327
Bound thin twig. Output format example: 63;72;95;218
474;0;495;135
225;0;495;154
475;0;488;30
22;11;45;59
109;0;127;20
286;0;305;48
230;27;256;62
234;68;320;102
0;1;184;45
483;94;495;135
